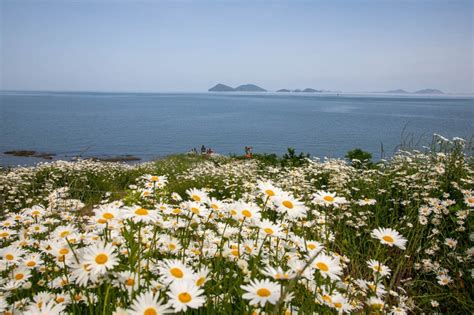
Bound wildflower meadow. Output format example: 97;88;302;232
0;135;472;314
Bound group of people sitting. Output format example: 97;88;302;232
188;145;214;156
187;145;253;158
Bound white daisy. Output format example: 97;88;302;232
167;280;205;312
81;242;119;275
371;228;407;250
241;279;281;307
128;291;171;315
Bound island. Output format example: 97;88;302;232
276;89;291;92
302;88;322;93
208;84;235;92
380;88;444;94
208;83;266;92
414;89;444;94
234;84;267;92
293;89;302;92
384;89;409;94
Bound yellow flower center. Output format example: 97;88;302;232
170;267;184;278
168;243;177;250
211;204;219;210
256;288;271;297
192;195;201;202
265;189;275;197
14;273;24;280
282;200;294;209
144;308;157;315
125;278;135;286
333;302;342;308
150;176;159;181
264;228;274;235
103;213;114;219
59;231;70;237
322;295;332;303
316;262;329;272
242;210;252;218
196;277;205;286
178;292;192;303
32;211;40;216
307;244;316;250
135;208;149;216
173;208;181;214
26;261;36;267
467;197;474;203
56;297;65;303
59;248;69;255
95;254;108;265
382;235;394;243
191;207;200;215
323;196;334;202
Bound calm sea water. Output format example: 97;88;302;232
1;91;473;166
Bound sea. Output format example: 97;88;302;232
1;91;473;167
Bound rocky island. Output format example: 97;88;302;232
208;83;266;92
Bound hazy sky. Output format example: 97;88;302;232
1;0;473;93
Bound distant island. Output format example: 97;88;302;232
208;83;266;92
277;88;322;93
208;84;235;92
209;84;326;93
414;89;444;94
381;88;444;94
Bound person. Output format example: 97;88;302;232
201;145;206;155
207;148;213;155
192;148;197;155
245;146;253;158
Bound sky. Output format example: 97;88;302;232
0;0;473;93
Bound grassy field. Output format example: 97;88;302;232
0;135;472;314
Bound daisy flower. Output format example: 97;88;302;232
167;280;205;312
371;227;407;250
367;259;391;277
193;267;210;287
94;206;121;224
127;291;171;315
463;194;474;207
12;267;31;283
257;181;281;199
235;202;261;222
273;193;307;219
81;242;119;275
444;238;457;249
313;253;343;280
313;190;347;207
258;219;283;238
262;266;295;280
125;206;159;223
1;246;26;264
186;188;208;203
186;202;210;218
116;271;139;294
436;274;451;286
23;300;66;315
241;279;281;307
357;198;377;206
367;296;385;310
157;259;194;284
